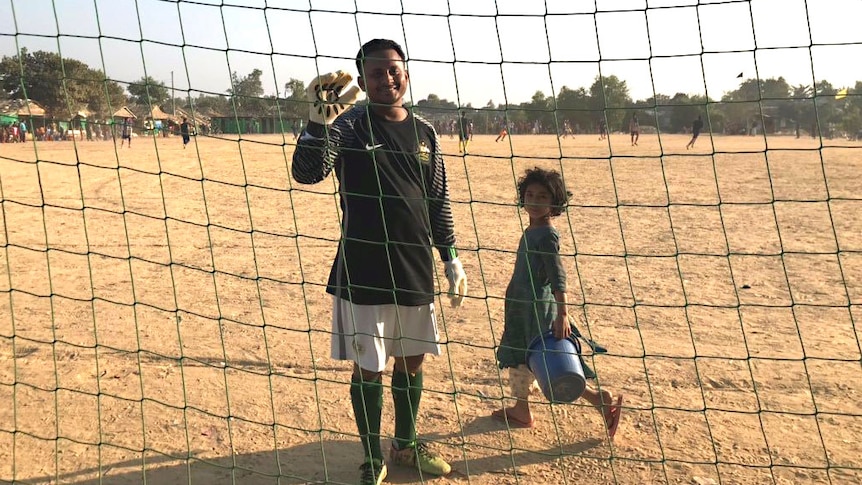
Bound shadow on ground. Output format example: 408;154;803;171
27;417;601;484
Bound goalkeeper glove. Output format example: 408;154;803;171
444;258;468;308
306;70;362;125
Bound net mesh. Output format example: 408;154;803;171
0;1;860;484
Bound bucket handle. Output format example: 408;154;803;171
568;317;608;354
537;329;583;354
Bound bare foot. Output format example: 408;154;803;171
491;407;534;428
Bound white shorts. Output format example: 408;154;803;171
331;297;441;372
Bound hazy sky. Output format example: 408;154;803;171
1;0;860;107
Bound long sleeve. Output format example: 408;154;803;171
291;109;358;184
537;229;566;293
425;126;457;261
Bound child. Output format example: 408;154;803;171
493;167;623;439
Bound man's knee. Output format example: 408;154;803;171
393;355;425;374
354;364;383;382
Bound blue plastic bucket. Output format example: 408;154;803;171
527;331;586;403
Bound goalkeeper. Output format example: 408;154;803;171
292;38;467;485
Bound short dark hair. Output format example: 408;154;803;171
355;39;406;75
517;167;571;217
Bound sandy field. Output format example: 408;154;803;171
1;131;860;485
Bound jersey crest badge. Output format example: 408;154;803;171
417;140;431;164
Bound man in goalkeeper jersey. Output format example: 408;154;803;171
291;38;467;485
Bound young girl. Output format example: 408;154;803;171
493;167;623;439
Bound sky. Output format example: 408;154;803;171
0;0;860;107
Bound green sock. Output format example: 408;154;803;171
351;375;384;462
392;370;423;449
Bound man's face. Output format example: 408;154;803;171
358;49;409;106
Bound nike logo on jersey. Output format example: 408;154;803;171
365;143;384;150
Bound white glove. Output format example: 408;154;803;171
444;258;468;308
306;70;362;125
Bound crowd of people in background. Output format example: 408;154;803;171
1;116;209;144
6;114;649;144
6;113;856;146
0;120;28;142
430;115;635;140
1;119;128;142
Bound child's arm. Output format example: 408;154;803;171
553;290;571;340
542;228;570;339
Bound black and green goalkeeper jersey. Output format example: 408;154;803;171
291;106;456;306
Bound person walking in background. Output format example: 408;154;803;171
629;113;640;146
179;117;192;149
291;38;467;485
559;119;573;139
458;111;472;153
120;117;132;148
291;118;300;140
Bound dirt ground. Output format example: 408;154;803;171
1;131;860;485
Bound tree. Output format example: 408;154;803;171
0;48;126;118
787;84;814;136
589;75;632;130
281;78;307;120
522;90;554;133
227;68;268;115
840;81;862;136
556;85;591;132
414;93;458;121
189;93;231;117
85;72;128;118
127;76;170;106
663;93;710;133
813;79;841;138
717;78;764;134
640;94;672;132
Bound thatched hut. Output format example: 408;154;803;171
0;99;47;140
112;106;137;120
0;98;46;122
2;99;47;117
68;107;93;141
144;105;177;136
174;108;211;134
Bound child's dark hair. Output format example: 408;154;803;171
355;39;406;74
517;167;572;217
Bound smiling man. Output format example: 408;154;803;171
291;38;467;485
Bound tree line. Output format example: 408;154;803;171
417;75;861;138
1;49;859;137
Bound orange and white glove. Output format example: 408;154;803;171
306;70;362;125
444;258;468;308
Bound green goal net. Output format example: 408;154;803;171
1;1;860;484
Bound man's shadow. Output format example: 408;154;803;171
26;415;601;484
